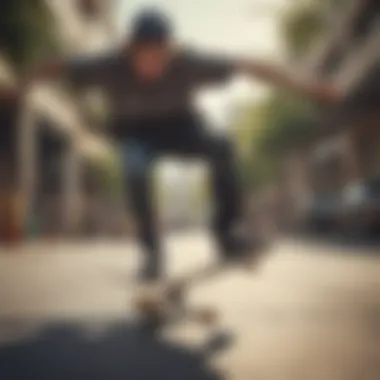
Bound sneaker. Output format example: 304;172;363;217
137;252;163;283
218;231;261;264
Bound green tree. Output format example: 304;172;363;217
233;0;330;189
89;152;123;197
0;0;58;72
254;93;320;154
281;0;326;59
236;92;321;189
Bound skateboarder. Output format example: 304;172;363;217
16;8;341;281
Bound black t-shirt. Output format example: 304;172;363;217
66;48;236;139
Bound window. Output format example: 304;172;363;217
343;182;366;204
350;1;380;41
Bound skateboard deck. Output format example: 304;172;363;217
134;246;264;329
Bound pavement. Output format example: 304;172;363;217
0;232;380;380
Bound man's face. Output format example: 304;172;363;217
130;42;172;81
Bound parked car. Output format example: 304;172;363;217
339;178;380;236
302;194;342;233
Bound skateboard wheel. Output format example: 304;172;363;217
204;331;234;355
139;313;164;334
197;308;218;325
135;296;161;315
245;252;260;269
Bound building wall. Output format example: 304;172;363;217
45;0;116;53
352;114;380;179
0;59;24;243
14;0;115;238
289;0;380;197
307;0;380;93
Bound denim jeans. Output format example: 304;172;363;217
119;126;242;260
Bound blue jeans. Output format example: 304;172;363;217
120;127;242;262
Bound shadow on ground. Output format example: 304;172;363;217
0;320;225;380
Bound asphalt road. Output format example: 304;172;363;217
0;232;380;380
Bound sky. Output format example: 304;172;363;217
115;0;290;193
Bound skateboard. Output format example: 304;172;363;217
134;246;264;331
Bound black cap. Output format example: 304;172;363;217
130;9;173;43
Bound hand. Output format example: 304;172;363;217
237;59;342;106
310;83;342;106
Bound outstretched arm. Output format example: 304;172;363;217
2;53;103;105
19;54;105;94
20;59;65;89
0;59;65;105
237;59;342;106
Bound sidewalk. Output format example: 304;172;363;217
0;235;380;379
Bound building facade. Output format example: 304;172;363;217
283;0;380;230
0;0;119;242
